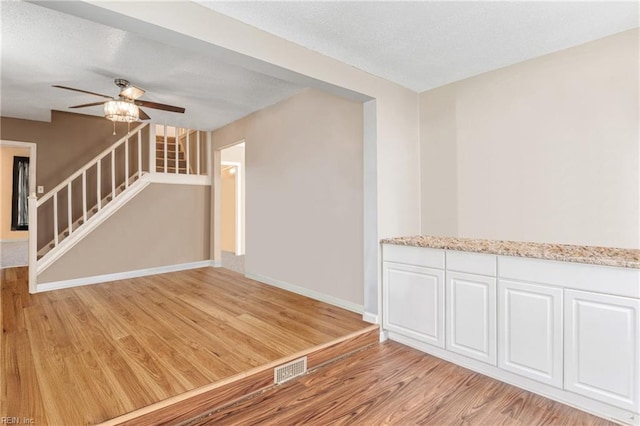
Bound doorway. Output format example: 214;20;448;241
219;142;245;273
1;140;37;290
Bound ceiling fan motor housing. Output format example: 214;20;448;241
114;78;130;88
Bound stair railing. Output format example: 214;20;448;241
152;124;208;176
37;123;148;255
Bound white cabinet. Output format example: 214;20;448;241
446;271;496;365
382;243;640;424
383;262;445;348
564;289;640;411
498;280;563;388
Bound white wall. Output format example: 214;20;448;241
213;88;364;308
421;29;639;249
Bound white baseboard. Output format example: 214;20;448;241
362;312;379;324
245;272;364;315
36;260;215;293
0;239;29;243
211;260;222;267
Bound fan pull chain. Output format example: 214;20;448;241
112;121;116;136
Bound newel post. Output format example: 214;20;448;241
28;194;38;293
149;123;156;174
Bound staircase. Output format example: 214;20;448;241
36;173;143;260
31;123;209;282
156;135;190;174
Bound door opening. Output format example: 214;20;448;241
218;141;245;273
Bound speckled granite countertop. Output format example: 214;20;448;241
381;236;640;269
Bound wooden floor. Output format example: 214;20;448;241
1;266;372;425
193;341;614;426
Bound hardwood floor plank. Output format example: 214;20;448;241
2;266;372;425
23;303;89;425
192;342;615;426
1;330;47;423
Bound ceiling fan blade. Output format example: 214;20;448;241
138;108;151;120
134;100;185;113
119;85;145;100
69;101;108;109
53;85;113;99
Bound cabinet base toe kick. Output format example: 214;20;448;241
388;331;639;426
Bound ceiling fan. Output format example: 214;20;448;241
53;78;185;123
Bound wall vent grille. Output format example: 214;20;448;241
274;357;307;384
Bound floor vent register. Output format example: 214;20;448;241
274;356;307;384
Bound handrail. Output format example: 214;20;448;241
37;123;148;206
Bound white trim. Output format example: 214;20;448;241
246;272;364;315
37;177;151;274
35;260;216;293
210;260;222;267
146;173;211;185
0;239;29;243
362;312;379;324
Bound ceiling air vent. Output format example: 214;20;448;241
274;356;307;385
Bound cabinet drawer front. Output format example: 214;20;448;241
499;256;640;298
446;271;496;365
382;244;445;269
498;280;563;388
564;290;640;411
447;251;496;276
383;262;445;347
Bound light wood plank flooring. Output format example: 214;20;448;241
1;266;371;425
193;341;614;425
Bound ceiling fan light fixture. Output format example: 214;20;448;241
104;100;139;122
120;86;145;100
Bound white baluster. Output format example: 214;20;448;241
125;138;129;188
53;193;59;246
28;194;37;292
111;150;116;199
186;130;190;175
196;131;201;175
82;170;87;222
149;124;156;173
97;160;101;210
175;127;179;174
137;130;142;177
164;125;168;173
67;182;72;235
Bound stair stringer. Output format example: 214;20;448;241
36;174;152;276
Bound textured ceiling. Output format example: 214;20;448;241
198;1;639;92
0;1;303;130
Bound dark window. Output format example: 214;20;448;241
11;156;29;231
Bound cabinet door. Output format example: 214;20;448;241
565;290;639;411
498;280;563;388
446;271;496;365
383;262;445;347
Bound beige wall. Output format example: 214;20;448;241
420;29;639;249
0;146;30;240
213;88;364;306
221;168;236;252
61;1;420;315
1;110;138;193
38;183;210;283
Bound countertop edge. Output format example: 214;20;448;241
381;237;640;270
